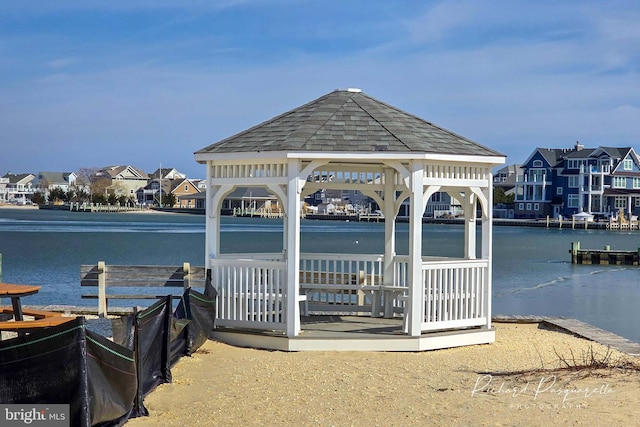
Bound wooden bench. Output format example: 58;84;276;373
0;306;63;319
81;261;207;316
0;317;74;332
0;307;71;335
299;270;382;315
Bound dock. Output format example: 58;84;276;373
494;315;640;356
570;241;640;265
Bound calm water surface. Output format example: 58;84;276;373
1;208;639;343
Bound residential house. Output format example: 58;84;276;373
136;178;173;206
0;173;35;204
172;178;201;208
515;145;578;219
33;171;89;198
515;143;640;219
136;168;191;207
568;146;640;218
94;165;149;200
493;164;522;196
221;187;280;214
149;167;186;181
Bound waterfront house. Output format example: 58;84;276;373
0;173;35;204
33;171;89;200
136;178;173;206
94;165;149;201
172;178;202;208
515;142;640;219
195;88;505;351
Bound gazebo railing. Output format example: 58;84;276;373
420;258;488;331
211;258;287;332
210;253;489;334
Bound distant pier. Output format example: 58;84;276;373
570;241;640;265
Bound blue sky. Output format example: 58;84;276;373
1;0;639;178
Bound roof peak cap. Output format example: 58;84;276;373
346;87;361;93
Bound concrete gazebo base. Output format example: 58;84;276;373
210;316;495;352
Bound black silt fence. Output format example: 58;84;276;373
1;284;217;426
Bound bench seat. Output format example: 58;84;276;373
0;317;74;332
0;306;63;319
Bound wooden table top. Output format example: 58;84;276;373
0;283;41;297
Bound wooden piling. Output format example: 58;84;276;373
570;242;580;264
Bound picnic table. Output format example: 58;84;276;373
0;283;41;321
0;283;70;334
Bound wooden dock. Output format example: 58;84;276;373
570;241;640;265
493;315;640;356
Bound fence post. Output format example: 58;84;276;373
183;262;191;290
98;261;107;317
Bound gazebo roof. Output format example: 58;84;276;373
195;89;503;158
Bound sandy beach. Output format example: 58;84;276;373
125;322;639;427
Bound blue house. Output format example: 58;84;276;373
515;143;640;219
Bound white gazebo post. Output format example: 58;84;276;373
463;192;477;259
482;175;494;330
285;159;302;336
382;167;397;304
407;160;425;336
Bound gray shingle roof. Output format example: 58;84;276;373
196;89;503;157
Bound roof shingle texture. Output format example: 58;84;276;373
196;90;503;157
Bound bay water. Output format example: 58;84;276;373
1;208;639;343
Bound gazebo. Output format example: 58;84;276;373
194;88;505;351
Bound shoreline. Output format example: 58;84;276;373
124;321;640;426
0;204;626;230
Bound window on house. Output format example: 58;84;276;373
185;185;188;191
633;178;640;189
568;160;576;169
534;203;539;211
557;187;563;195
518;203;524;210
568;176;579;188
568;194;579;208
636;197;640;207
613;177;626;188
615;197;627;209
624;159;633;171
526;203;532;210
532;160;543;167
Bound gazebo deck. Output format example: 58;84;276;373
210;315;495;352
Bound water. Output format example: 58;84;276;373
1;208;639;343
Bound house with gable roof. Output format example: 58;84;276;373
515;142;640;219
572;146;640;218
34;171;89;198
94;165;149;200
1;173;35;204
171;178;202;208
514;146;572;219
